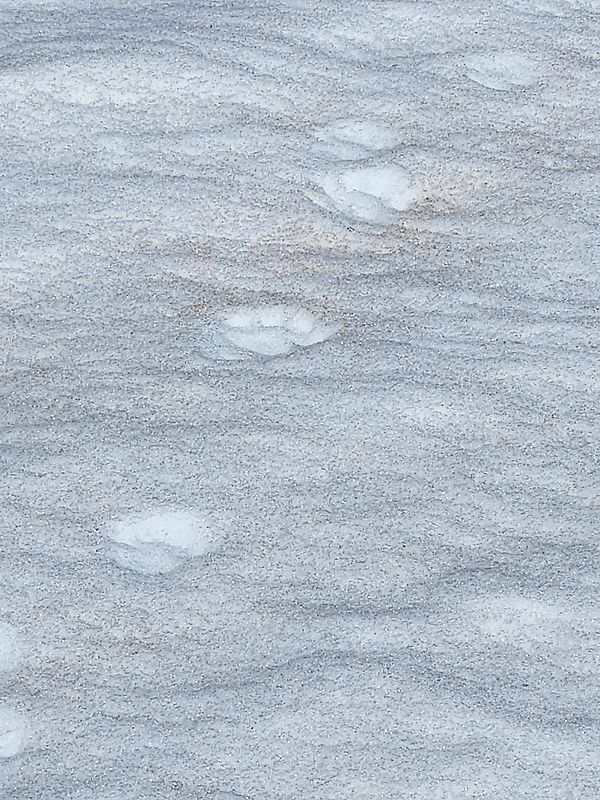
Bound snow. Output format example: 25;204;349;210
318;166;417;224
0;0;599;797
0;708;27;759
104;510;221;575
0;624;21;675
465;52;540;90
312;120;397;160
197;305;339;361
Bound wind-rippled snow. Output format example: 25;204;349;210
1;0;599;798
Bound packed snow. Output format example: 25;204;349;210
197;305;339;361
0;625;21;676
312;120;397;160
0;708;27;760
465;51;540;90
104;510;221;575
317;165;417;225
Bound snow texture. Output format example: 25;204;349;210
105;510;220;575
0;708;27;759
318;165;417;225
0;0;599;797
465;52;540;90
197;305;338;361
312;120;397;160
0;624;21;675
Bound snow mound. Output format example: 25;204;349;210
0;707;27;758
0;624;21;674
105;510;220;575
465;52;539;90
313;120;396;160
319;165;417;224
197;305;338;361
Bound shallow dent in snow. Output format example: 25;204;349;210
0;623;21;674
465;52;539;90
312;120;397;160
196;305;339;362
104;510;221;575
318;165;417;224
0;707;27;758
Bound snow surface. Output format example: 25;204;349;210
105;509;221;575
465;52;540;91
1;0;599;797
197;305;338;361
318;165;417;225
0;625;21;675
312;120;397;160
0;708;27;759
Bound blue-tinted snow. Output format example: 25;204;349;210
0;0;599;797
